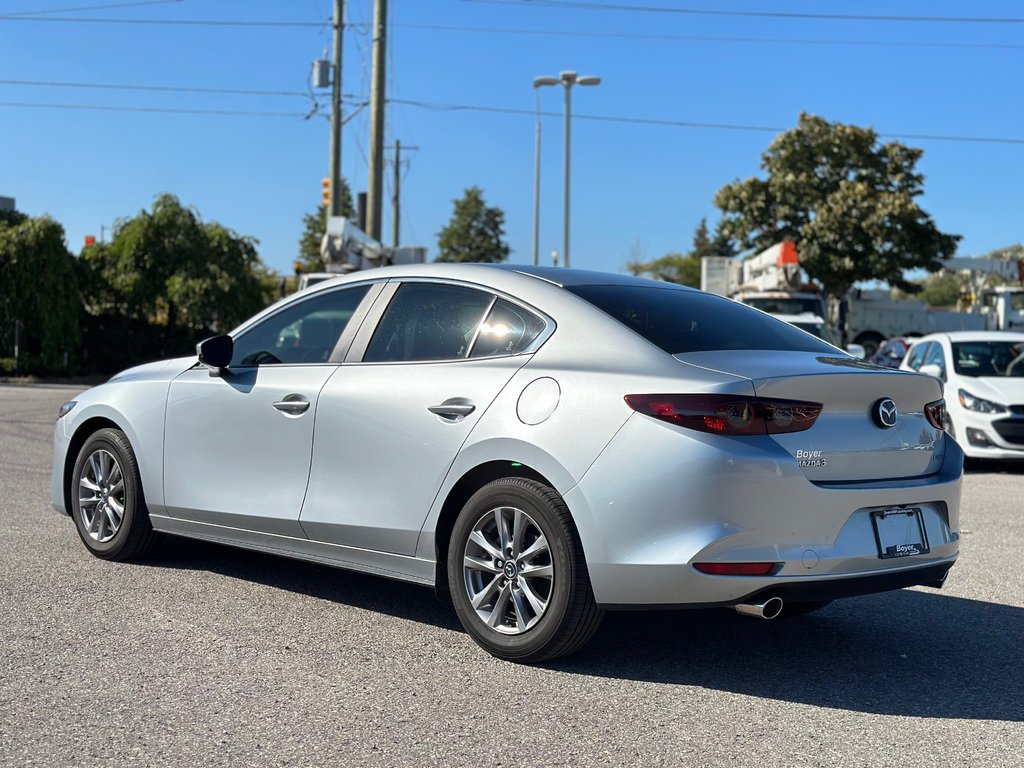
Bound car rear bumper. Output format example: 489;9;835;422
597;559;955;610
566;414;963;607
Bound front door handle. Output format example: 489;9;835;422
428;398;476;421
273;394;311;416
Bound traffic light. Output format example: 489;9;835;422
322;178;331;208
84;235;96;246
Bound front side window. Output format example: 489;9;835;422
230;284;370;366
363;283;493;362
924;342;946;374
568;285;835;355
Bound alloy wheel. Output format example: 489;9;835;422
78;449;125;544
462;505;554;635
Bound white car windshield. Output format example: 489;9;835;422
952;340;1024;378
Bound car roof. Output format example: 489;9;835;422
911;331;1024;343
304;262;699;291
770;313;825;323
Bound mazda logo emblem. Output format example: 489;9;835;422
873;398;898;428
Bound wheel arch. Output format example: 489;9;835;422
62;416;128;517
431;460;558;602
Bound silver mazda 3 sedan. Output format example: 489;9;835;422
51;264;962;662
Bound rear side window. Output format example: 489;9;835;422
470;298;546;358
567;285;835;355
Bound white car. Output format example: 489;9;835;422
900;331;1024;460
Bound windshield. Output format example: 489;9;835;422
567;285;835;355
952;340;1024;377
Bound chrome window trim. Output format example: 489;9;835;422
464;294;499;358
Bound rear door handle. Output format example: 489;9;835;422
427;398;476;421
273;394;311;415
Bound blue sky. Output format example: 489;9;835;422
1;0;1022;276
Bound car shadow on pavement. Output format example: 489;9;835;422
145;537;1021;722
561;589;1023;722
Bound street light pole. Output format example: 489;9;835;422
533;71;600;269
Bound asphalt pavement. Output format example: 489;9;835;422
1;384;1022;767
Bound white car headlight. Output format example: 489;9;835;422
57;401;77;420
958;389;1006;414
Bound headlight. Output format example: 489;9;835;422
57;401;77;420
958;389;1006;414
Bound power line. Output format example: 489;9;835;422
387;98;1024;146
0;78;309;98
0;101;310;118
2;95;1022;145
0;0;181;17
3;14;1021;51
467;0;1024;25
387;22;1024;51
0;15;326;27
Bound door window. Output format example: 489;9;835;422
924;342;946;374
231;284;370;366
364;283;493;362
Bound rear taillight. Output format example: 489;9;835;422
625;394;822;436
925;398;946;430
693;562;780;576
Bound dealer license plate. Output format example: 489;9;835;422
870;507;930;559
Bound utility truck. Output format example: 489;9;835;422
700;243;999;357
296;217;426;291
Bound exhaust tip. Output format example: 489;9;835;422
735;596;784;620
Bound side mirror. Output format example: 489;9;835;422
198;335;233;373
917;362;945;382
846;343;866;360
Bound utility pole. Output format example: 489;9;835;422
392;139;401;247
366;0;387;241
391;139;418;247
328;0;345;216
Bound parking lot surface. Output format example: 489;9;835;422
2;384;1022;767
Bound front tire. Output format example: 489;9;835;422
70;428;159;561
448;478;603;663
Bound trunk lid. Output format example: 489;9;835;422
675;351;945;482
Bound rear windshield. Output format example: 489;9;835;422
567;285;836;355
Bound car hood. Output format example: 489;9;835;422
108;356;197;384
954;376;1024;405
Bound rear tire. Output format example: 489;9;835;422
70;428;160;561
448;478;603;663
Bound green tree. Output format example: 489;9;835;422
0;213;81;374
625;219;731;287
714;113;960;298
691;217;736;260
916;271;968;307
626;252;701;287
436;187;510;263
298;176;354;272
80;194;267;334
